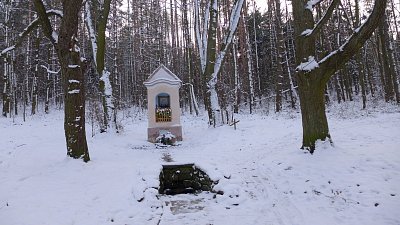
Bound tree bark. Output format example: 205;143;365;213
297;72;331;152
61;49;89;162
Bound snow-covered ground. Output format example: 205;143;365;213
1;104;399;225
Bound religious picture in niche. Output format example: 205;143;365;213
158;95;170;108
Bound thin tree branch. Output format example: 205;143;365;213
33;0;57;45
318;0;387;82
1;19;38;57
338;1;354;28
302;0;340;38
0;10;62;57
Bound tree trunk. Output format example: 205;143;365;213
2;56;10;117
297;74;331;153
233;41;239;113
358;56;367;109
365;50;375;97
60;16;90;162
2;5;10;117
273;0;285;113
32;34;40;115
355;0;367;109
204;0;219;125
334;74;342;103
61;50;89;162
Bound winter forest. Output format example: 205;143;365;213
1;0;399;224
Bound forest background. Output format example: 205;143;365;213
1;0;399;138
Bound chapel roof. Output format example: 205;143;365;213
144;65;182;87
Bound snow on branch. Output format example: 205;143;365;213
68;89;80;94
68;64;80;68
46;9;63;18
296;56;319;72
33;0;58;45
1;46;15;56
308;0;387;79
40;65;60;74
302;0;339;38
44;9;63;43
306;0;325;11
1;18;41;57
69;79;80;83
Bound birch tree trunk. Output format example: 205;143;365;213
84;0;114;133
195;0;245;126
233;40;239;113
203;0;219;125
243;3;255;114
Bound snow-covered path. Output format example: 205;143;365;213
0;109;399;225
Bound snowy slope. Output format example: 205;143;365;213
0;106;399;225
